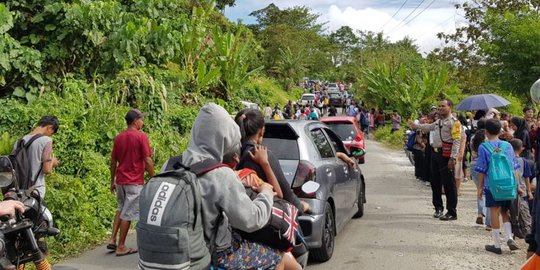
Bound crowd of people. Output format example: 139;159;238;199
265;99;395;138
9;97;540;268
408;100;540;258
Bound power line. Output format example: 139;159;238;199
416;14;455;40
388;0;438;35
378;0;410;31
401;0;437;28
386;0;427;33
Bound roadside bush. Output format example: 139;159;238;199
243;77;304;107
0;78;200;262
373;125;404;149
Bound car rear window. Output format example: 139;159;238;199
329;93;341;98
263;124;300;160
301;95;315;101
324;122;357;141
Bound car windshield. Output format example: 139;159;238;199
325;122;357;141
302;95;315;101
329;93;341;98
329;83;337;87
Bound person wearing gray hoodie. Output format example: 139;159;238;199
180;103;286;269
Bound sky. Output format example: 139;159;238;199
224;0;468;54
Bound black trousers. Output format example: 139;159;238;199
413;149;425;180
423;145;432;182
430;151;458;216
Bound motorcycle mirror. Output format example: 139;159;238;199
0;157;14;188
301;181;320;195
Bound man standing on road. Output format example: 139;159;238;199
108;109;154;256
411;99;462;221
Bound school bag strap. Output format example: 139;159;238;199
10;134;45;190
482;141;507;154
12;134;44;153
210;209;224;268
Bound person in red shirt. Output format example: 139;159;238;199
107;109;154;256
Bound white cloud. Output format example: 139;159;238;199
225;1;469;54
321;5;461;54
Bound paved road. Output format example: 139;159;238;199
308;139;524;270
58;139;525;270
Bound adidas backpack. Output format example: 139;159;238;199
137;158;225;270
482;141;517;201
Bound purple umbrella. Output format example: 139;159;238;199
456;94;510;111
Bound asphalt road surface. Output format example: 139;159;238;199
58;139;526;270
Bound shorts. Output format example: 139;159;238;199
484;189;512;208
216;238;283;269
116;184;143;221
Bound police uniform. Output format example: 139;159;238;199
416;115;462;219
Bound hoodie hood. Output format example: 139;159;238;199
182;103;241;166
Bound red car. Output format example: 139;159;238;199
320;116;366;164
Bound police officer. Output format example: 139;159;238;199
411;99;462;220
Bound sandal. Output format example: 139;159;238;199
106;243;117;250
116;248;138;257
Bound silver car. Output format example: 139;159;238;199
263;120;366;262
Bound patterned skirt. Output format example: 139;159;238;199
216;239;283;270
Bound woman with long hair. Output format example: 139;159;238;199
511;117;533;160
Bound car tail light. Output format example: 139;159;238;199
293;160;317;198
354;135;362;142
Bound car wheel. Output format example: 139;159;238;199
353;180;365;218
310;202;335;262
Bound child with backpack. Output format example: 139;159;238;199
475;119;520;254
471;119;490;228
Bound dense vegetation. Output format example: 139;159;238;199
0;0;539;262
0;0;296;261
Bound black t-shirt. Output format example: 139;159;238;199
328;107;337;116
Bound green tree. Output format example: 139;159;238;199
215;0;236;11
433;0;540;96
249;4;329;82
480;9;540;96
362;62;460;117
329;26;359;66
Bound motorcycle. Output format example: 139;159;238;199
0;156;59;270
404;129;415;166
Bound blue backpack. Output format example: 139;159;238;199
482;141;517;201
406;132;416;151
360;112;369;127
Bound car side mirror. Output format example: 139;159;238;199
349;146;365;158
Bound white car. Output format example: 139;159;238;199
327;83;339;92
300;94;316;106
241;101;260;110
